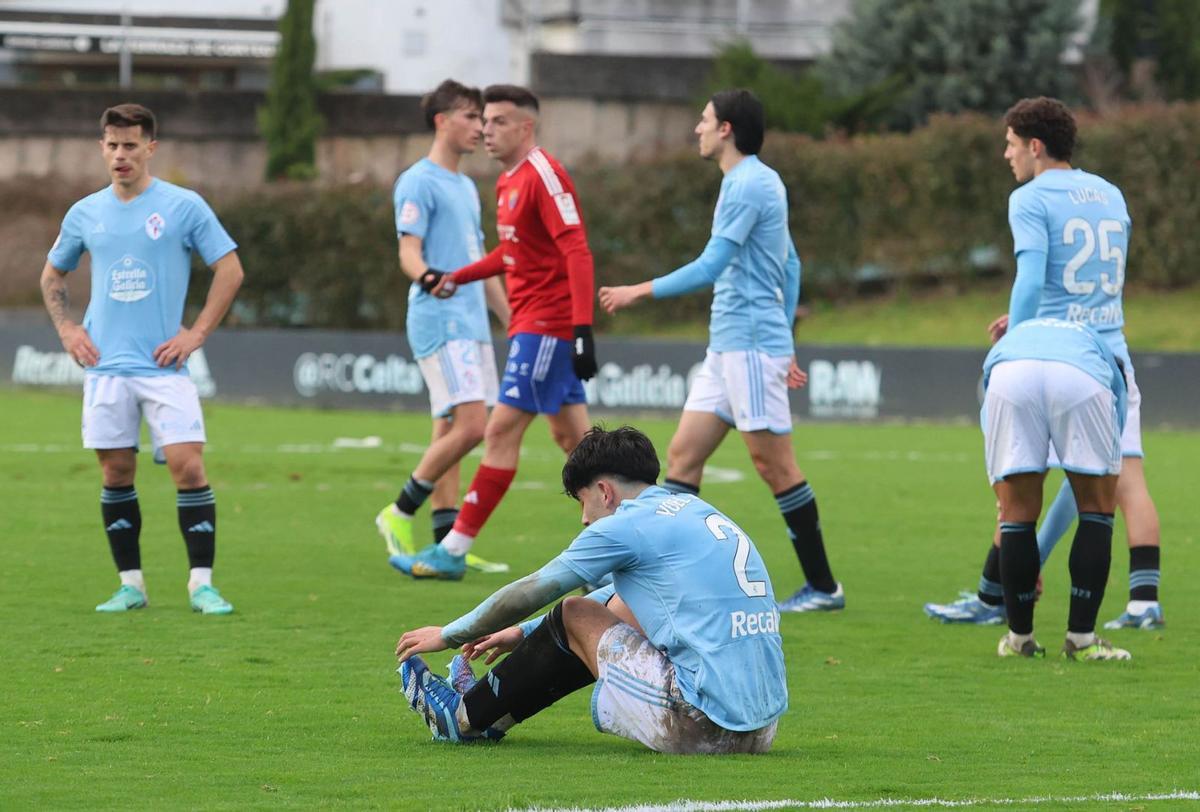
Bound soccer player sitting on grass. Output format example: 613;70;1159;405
983;318;1130;661
598;89;841;613
394;426;787;754
40;103;244;615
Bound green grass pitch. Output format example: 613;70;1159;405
1;388;1197;810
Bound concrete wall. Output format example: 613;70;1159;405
0;87;697;186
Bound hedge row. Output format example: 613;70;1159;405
168;103;1200;328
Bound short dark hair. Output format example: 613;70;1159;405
710;88;764;155
420;79;483;130
1004;97;1076;162
561;426;661;499
483;84;539;114
100;103;156;140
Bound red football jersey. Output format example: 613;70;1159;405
459;147;594;340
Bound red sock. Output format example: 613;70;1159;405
453;465;516;538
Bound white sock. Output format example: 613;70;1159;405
440;529;474;557
189;567;213;592
119;569;145;592
1008;631;1034;648
390;503;414;521
1126;599;1158;614
1066;631;1096;648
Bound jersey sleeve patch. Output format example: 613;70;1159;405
399;201;420;225
553;192;580;226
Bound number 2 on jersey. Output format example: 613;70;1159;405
1062;217;1125;297
705;514;767;598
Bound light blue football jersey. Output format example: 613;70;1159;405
984;317;1127;427
47;178;237;377
394;159;490;359
1008;168;1131;363
708;155;796;356
556;485;788;732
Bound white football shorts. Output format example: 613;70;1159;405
591;623;777;755
683;349;793;434
82;373;206;450
1047;359;1143;462
983;359;1122;484
416;339;498;418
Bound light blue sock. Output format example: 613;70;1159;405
1037;478;1077;566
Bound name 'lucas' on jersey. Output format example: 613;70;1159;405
1008;168;1130;337
46;178;237;377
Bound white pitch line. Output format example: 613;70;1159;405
520;790;1199;812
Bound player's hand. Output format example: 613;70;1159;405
987;314;1009;344
598;284;645;315
420;269;457;299
572;325;598;381
787;358;807;389
58;322;100;367
153;326;204;370
461;626;525;665
395;625;449;662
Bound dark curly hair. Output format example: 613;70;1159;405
561;425;660;499
1004;97;1076;162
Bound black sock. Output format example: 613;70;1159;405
977;544;1004;606
662;479;699;496
177;486;216;569
999;521;1039;635
1128;545;1160;602
101;485;141;571
462;601;595;731
776;481;836;594
432;508;458;544
1068;513;1114;634
395;476;434;516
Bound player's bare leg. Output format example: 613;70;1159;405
560;595;624;677
743;429;841;607
546;403;590;456
94;447;147;612
664;410;729;493
163;442;230;614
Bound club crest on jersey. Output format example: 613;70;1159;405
144;212;165;240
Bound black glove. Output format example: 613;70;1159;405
572;325;598;381
418;268;447;294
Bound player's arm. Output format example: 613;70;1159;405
1000;190;1050;334
446;244;506;287
483;275;510;330
1006;249;1047;328
155;250;244;370
40;260;98;367
398;234;429;282
395;557;586;661
598;236;738;314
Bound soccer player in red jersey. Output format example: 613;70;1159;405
392;84;599;579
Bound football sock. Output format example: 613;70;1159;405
452;464;516;539
999;521;1039;635
977;543;1004;606
431;508;459;544
101;485;141;572
395;476;434;517
440;530;473;557
1037;478;1077;565
776;481;837;594
119;569;145;592
1066;630;1096;648
662;479;699;496
461;601;595;732
1068;513;1114;634
189;567;213;591
177;486;216;569
1128;545;1160;602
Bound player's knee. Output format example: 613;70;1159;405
451;419;486;451
170;455;207;489
100;457;135;486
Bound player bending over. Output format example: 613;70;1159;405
984;319;1130;661
926;97;1163;631
394;426;787;753
390;84;598;581
598;89;841;613
40;103;244;614
374;79;510;575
